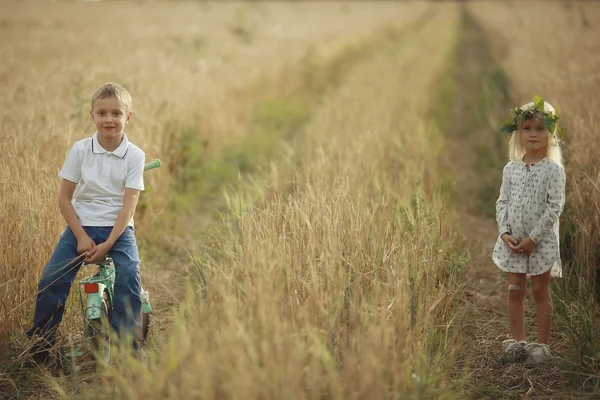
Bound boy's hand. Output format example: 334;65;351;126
514;237;536;256
501;233;523;253
77;235;96;255
85;242;112;264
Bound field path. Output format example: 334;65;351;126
450;9;587;400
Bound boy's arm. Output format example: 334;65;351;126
106;188;140;246
58;179;95;254
85;188;140;263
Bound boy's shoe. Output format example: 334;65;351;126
21;350;52;372
21;346;51;369
31;348;52;365
501;339;528;363
134;346;149;368
22;346;66;375
524;342;551;363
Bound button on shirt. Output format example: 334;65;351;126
492;158;566;277
59;132;145;227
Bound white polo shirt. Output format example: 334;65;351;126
59;132;145;227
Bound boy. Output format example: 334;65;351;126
26;82;145;364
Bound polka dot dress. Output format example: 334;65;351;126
492;158;566;277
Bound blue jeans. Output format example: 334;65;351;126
26;226;142;349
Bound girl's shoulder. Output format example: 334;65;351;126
503;160;516;173
543;159;565;174
545;158;563;167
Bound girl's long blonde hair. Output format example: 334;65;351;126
507;100;563;165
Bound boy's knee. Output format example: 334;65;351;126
508;284;525;301
38;272;59;292
114;267;141;292
37;275;50;291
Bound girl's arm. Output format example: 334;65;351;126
528;165;566;244
496;163;511;235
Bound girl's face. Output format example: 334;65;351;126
519;117;549;154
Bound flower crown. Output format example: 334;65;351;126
499;95;566;142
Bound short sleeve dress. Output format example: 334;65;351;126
492;158;566;277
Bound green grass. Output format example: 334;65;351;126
163;22;428;213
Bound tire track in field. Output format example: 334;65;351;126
140;3;437;354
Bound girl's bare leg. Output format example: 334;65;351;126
531;270;552;344
507;273;527;341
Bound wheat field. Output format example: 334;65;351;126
0;0;428;348
1;1;599;399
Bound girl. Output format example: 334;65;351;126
492;97;566;363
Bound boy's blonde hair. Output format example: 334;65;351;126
508;100;563;165
91;82;132;112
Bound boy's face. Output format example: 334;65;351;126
90;96;132;141
519;117;549;153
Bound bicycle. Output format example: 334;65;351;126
65;159;161;363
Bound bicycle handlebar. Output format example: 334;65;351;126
144;159;161;171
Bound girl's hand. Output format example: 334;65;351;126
501;233;523;253
514;237;536;256
76;234;96;255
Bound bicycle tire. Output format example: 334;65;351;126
87;290;112;363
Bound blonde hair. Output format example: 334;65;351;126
507;100;563;165
91;82;132;112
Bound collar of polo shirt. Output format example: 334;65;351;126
91;132;129;158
